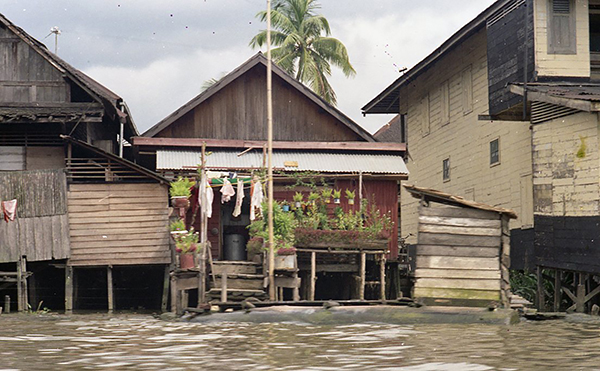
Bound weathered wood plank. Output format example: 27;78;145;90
417;256;500;270
69;220;167;230
68;214;169;224
69;232;168;243
69;257;171;266
417;245;500;258
415;278;501;291
70;242;170;252
414;287;501;301
420;205;499;220
415;268;501;280
418;224;501;237
68;209;169;219
418;232;501;247
70;250;171;261
70;226;164;237
418;215;501;228
67;196;166;206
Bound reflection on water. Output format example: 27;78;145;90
1;314;600;370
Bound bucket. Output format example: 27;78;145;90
223;234;246;261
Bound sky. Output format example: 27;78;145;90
2;0;497;135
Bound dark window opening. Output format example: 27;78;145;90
490;139;500;165
443;158;450;182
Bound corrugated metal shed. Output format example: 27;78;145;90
157;149;409;175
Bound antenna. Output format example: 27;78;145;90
49;26;61;54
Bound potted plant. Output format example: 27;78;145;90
169;177;196;208
345;189;356;205
169;219;187;234
281;201;291;212
333;189;341;204
321;188;333;204
293;192;303;208
172;228;200;269
308;191;320;205
274;241;297;270
246;236;264;262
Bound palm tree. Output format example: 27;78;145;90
250;0;355;105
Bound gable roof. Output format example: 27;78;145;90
373;115;403;142
362;0;511;115
0;13;139;138
143;52;374;141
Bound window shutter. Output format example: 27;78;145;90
548;0;576;54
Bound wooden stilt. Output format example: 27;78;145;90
21;257;28;311
181;290;189;310
536;266;544;311
199;247;206;305
310;251;316;301
5;295;10;314
170;275;177;313
65;265;73;314
576;273;586;313
16;259;23;312
107;266;114;314
221;273;228;303
379;254;386;301
161;265;170;313
554;270;562;312
359;252;366;300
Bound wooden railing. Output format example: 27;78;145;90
66;158;150;182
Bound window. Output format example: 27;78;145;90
490;138;500;165
461;66;473;114
421;94;430;136
443;158;450;182
548;0;576;54
441;80;450;125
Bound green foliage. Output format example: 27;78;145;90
26;301;50;314
293;192;304;202
250;0;356;105
345;189;355;200
169;177;196;198
321;188;332;201
172;228;200;254
169;219;186;232
248;201;298;252
308;192;320;202
246;237;264;255
510;269;564;309
285;171;324;190
332;189;341;199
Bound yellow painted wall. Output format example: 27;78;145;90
400;29;533;244
532;111;600;216
534;0;590;78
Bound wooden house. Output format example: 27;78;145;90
0;13;171;313
405;185;516;308
364;0;600;312
135;53;409;302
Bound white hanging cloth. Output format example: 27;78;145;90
198;177;215;218
233;178;244;217
220;178;235;203
250;179;263;221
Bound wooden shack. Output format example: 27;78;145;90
405;185;516;308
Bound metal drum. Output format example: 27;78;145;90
223;234;246;261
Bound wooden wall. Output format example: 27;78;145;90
413;205;510;307
155;64;364;142
0;169;69;263
0;24;70;103
67;183;171;266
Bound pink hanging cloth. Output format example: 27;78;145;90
2;199;17;222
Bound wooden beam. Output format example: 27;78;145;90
576;274;586;313
359;252;366;301
17;260;22;312
107;266;114;314
380;254;386;301
161;265;170;313
310;251;316;301
554;270;562;312
537;267;545;311
220;273;228;303
65;265;73;313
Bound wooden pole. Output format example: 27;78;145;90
221;272;228;303
359;171;363;205
4;295;10;314
379;254;386;301
21;256;28;312
199;142;207;304
554;269;562;312
170;275;177;313
266;0;276;301
576;273;586;313
16;259;22;312
536;266;544;311
65;265;73;314
310;251;316;301
359;252;366;300
107;266;114;314
161;265;170;313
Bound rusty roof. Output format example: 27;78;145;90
510;83;600;112
404;184;517;219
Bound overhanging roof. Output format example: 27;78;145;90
0;13;139;138
510;83;600;112
157;148;408;178
362;0;511;115
404;184;517;219
142;52;374;142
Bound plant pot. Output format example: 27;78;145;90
171;196;190;209
324;199;331;204
282;205;290;212
295;201;302;208
348;198;355;205
179;253;195;269
333;198;341;204
274;254;296;270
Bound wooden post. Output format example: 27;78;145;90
65;265;73;314
536;266;544;311
576;273;586;313
107;266;114;314
221;272;228;303
554;270;562;312
4;295;10;314
161;265;170;313
21;256;28;312
379;254;386;301
266;0;276;302
359;252;366;300
310;251;316;301
198;142;207;305
170;275;177;313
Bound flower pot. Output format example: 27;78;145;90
348;198;355;205
295;201;302;208
333;198;341;204
171;196;190;209
179;253;195;269
282;205;290;212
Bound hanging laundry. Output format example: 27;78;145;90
233;178;244;217
2;199;17;223
250;179;264;221
197;178;215;218
220;178;235;203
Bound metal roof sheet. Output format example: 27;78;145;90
157;149;409;175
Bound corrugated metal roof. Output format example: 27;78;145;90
157;149;409;175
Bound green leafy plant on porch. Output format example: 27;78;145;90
247;201;298;254
169;177;196;198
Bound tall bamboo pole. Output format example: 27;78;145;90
266;0;276;301
199;142;207;304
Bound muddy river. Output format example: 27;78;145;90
1;313;600;370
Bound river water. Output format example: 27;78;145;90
1;313;600;370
